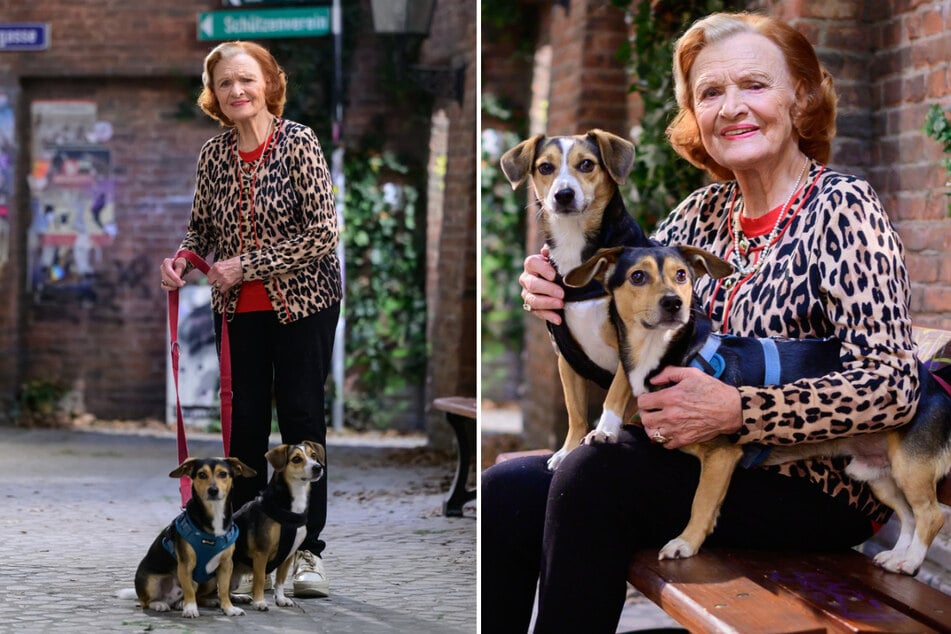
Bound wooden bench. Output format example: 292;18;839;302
493;327;951;632
433;396;477;517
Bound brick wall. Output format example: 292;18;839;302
418;0;478;445
0;0;213;421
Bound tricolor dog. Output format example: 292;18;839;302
501;129;652;470
568;245;951;574
133;457;256;617
231;441;326;610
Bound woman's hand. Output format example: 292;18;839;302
519;245;565;325
637;366;743;449
207;256;244;294
160;257;187;292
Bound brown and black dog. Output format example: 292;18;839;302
133;457;256;617
568;244;951;574
501;130;651;469
230;441;326;610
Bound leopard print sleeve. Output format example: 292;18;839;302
735;173;919;445
178;136;225;264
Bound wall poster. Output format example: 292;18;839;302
28;100;116;296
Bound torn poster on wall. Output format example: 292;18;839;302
28;100;116;296
0;95;12;273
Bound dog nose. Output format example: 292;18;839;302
208;486;219;497
660;295;682;315
554;188;575;205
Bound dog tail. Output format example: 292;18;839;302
115;588;138;600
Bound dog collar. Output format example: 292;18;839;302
162;511;239;583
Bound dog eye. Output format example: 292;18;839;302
630;270;647;285
675;269;688;283
537;162;554;175
292;455;303;464
578;159;595;173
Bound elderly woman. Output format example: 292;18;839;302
160;41;340;598
482;12;918;633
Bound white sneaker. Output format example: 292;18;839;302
292;550;329;598
234;572;273;594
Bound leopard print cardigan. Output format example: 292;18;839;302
653;159;919;524
179;118;341;324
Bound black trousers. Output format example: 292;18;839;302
215;303;340;556
481;426;876;634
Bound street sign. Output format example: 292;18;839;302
198;7;330;41
0;23;50;51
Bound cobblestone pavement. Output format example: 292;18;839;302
0;426;476;633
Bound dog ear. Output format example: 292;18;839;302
677;245;734;279
500;134;544;188
265;444;291;471
564;247;625;287
588;129;635;185
303;440;326;464
226;457;258;479
169;457;199;479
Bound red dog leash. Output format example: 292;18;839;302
168;249;232;506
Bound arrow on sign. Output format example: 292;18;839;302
199;14;213;39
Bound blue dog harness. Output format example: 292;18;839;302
688;334;778;469
162;511;239;583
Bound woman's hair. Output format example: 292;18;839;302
197;41;287;126
667;12;837;181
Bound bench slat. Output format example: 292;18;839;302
731;550;943;633
630;549;950;633
805;551;951;632
433;396;477;419
629;550;837;633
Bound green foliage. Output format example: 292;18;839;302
342;148;427;429
19;379;67;413
480;93;527;395
612;0;738;229
924;104;951;212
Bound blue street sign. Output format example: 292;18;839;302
0;23;49;51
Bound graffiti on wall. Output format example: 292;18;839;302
28;100;116;297
0;95;13;273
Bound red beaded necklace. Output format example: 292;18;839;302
232;117;281;253
709;163;826;333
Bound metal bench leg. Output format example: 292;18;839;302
442;412;476;517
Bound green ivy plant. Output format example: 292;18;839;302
342;148;427;429
612;0;738;229
481;96;527;356
924;104;951;213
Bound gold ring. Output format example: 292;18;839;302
652;433;669;445
522;302;533;312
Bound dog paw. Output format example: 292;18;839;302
874;549;921;575
275;595;295;608
148;601;171;612
230;593;252;604
583;429;617;445
547;449;569;470
251;600;269;612
222;605;245;617
181;603;199;618
658;538;698;560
